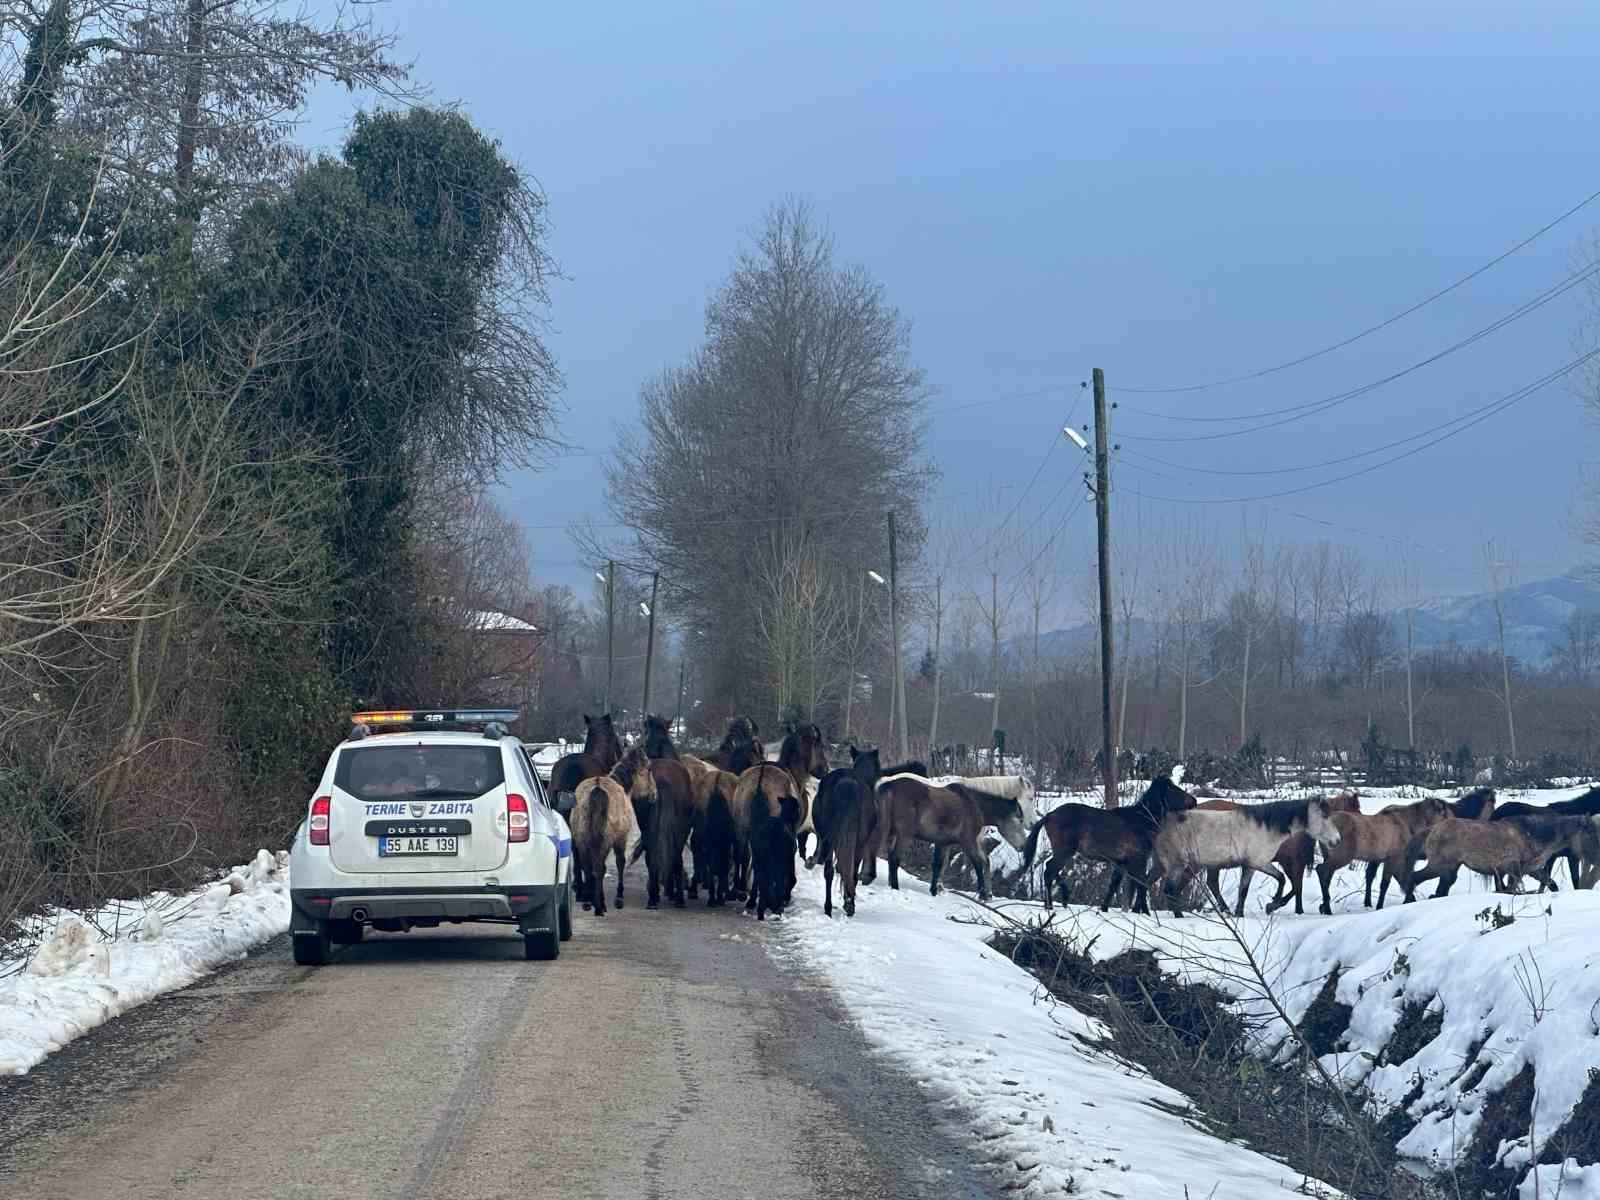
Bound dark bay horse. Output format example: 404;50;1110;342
813;746;882;918
549;713;622;799
777;723;829;863
881;776;1028;901
1019;777;1197;913
856;760;929;885
1492;787;1597;889
711;716;764;773
613;744;694;910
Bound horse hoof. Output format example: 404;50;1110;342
844;902;855;917
581;902;592;911
804;859;816;871
647;900;659;910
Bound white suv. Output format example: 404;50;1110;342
288;709;574;965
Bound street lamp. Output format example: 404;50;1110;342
866;569;886;585
1062;425;1089;451
639;601;651;617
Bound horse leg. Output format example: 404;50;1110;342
840;824;861;918
1041;856;1060;912
967;836;992;901
1128;857;1153;915
1258;865;1290;913
797;829;811;868
929;844;945;898
887;830;901;891
1236;867;1255;918
1204;867;1228;915
1100;864;1123;913
1364;860;1379;908
1315;862;1335;916
613;844;626;909
822;847;835;917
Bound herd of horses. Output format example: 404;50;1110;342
548;712;1031;920
549;712;1600;924
1020;775;1600;917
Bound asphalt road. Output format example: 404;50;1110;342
0;863;993;1200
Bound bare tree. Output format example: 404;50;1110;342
1483;540;1519;759
1163;516;1220;759
606;201;929;722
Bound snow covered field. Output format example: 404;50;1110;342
777;864;1341;1198
798;779;1600;1200
0;849;290;1076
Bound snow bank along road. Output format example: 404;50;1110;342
0;861;990;1200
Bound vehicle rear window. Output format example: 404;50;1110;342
334;745;504;802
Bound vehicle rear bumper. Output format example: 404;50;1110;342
290;885;556;926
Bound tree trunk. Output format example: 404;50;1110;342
1405;606;1415;750
1178;649;1190;759
1238;632;1251;748
989;571;1001;749
173;0;207;257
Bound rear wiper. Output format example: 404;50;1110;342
411;788;481;799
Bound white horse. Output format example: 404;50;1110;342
1152;795;1342;917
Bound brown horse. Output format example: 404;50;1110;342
711;717;764;773
856;760;929;885
776;723;829;862
549;713;622;799
1368;787;1496;902
1201;793;1361;916
613;744;694;910
1019;777;1197;913
1313;795;1450;914
812;746;881;918
880;777;1028;901
732;763;803;912
572;761;648;916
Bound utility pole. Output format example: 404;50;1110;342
888;511;909;762
927;574;942;754
603;560;615;714
641;570;659;720
1093;368;1118;808
675;659;686;735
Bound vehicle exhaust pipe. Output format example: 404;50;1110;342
349;906;369;923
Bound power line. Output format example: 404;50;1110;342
1116;347;1600;506
1117;258;1600;442
1114;182;1600;395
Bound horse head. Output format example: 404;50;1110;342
1140;776;1197;819
850;745;881;783
1305;795;1343;847
642;713;674;757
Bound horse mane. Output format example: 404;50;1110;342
948;780;1016;816
1453;786;1496;819
1135;776;1192;818
880;759;928;778
1238;796;1316;835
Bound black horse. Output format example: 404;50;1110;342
813;745;882;918
1493;787;1600;888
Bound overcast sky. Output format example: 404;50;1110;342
305;1;1600;616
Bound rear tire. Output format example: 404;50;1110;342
328;919;363;945
524;925;559;961
523;897;560;961
292;920;330;966
558;881;574;942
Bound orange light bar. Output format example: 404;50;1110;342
352;710;416;725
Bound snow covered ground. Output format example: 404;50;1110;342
776;864;1341;1199
923;779;1600;1199
0;849;290;1076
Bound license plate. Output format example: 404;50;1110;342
378;836;459;857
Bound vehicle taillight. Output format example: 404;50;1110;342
309;795;331;845
507;793;530;843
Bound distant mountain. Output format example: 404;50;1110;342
1031;572;1600;670
1408;573;1600;668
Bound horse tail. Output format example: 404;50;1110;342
779;793;801;831
582;782;610;855
1021;812;1048;872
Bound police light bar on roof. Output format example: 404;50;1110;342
350;708;521;727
